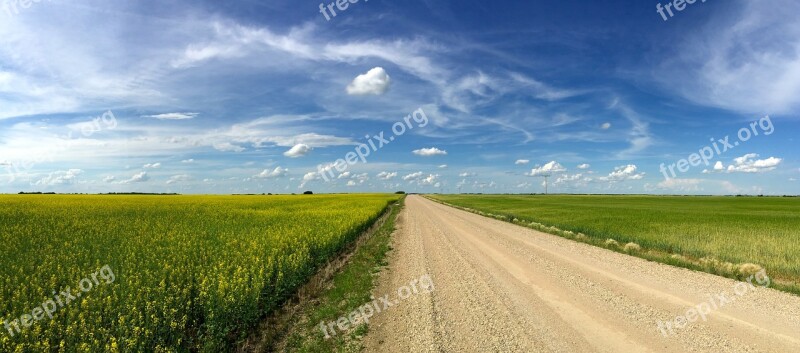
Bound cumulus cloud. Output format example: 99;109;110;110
102;176;116;183
143;162;161;169
599;165;645;182
577;164;591;169
515;159;530;165
703;154;782;174
377;171;397;180
601;122;611;130
254;166;289;179
459;172;477;178
403;171;424;181
413;147;447;157
120;171;149;184
33;169;83;186
526;161;566;176
726;154;782;173
438;165;448;169
347;67;391;96
181;159;195;163
283;143;311;158
142;112;199;120
166;174;191;184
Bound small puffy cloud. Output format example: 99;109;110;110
601;122;612;130
515;159;530;165
459;172;477;178
599;165;645;182
413;147;448;157
283;144;312;158
654;178;703;192
34;169;83;186
254;167;289;179
142;112;198;120
403;171;424;181
526;161;566;176
726;154;782;173
166;174;192;184
213;142;245;152
702;161;726;174
103;176;116;183
347;67;391;96
438;164;448;169
120;171;149;184
577;164;591;169
377;172;397;180
181;159;195;163
143;163;161;169
554;173;584;185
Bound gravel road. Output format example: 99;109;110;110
362;195;800;352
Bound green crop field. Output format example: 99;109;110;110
429;194;800;293
0;194;400;352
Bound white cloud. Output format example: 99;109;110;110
577;163;591;169
515;159;530;165
654;178;703;192
413;147;447;157
347;67;391;96
601;122;611;130
702;161;726;174
459;172;477;178
102;176;116;183
403;172;424;181
283;143;311;158
726;154;782;173
142;112;198;120
526;161;566;176
377;171;397;180
120;171;149;184
143;162;161;169
181;159;195;163
213;142;245;153
599;165;645;182
166;174;191;184
254;166;289;179
654;0;800;114
438;164;448;169
33;169;83;186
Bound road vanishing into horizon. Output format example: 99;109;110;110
362;195;800;353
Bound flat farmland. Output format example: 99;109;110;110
429;195;800;293
0;194;400;352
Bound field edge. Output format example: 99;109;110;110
425;195;800;297
238;196;405;352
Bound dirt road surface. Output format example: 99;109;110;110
362;195;800;352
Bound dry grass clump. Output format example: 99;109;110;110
605;239;620;247
575;233;588;241
623;242;641;252
738;263;764;277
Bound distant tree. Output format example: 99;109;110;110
303;191;314;195
395;191;406;194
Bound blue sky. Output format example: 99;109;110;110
1;0;798;194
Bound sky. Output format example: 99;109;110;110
0;0;798;195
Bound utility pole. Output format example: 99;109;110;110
539;173;551;195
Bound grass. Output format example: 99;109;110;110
273;197;403;352
0;194;400;352
428;194;800;294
